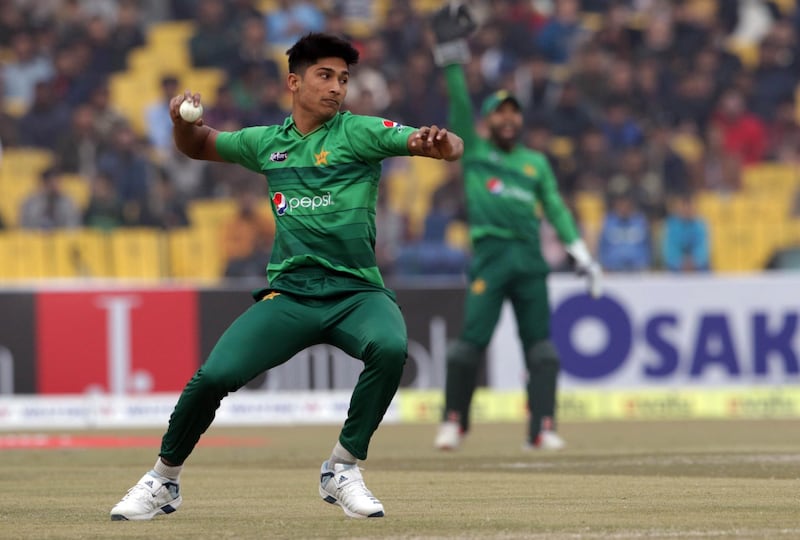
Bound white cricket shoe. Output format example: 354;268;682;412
524;430;566;451
319;461;385;518
110;471;182;521
433;420;462;450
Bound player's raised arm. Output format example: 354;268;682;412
170;90;225;162
408;125;464;161
431;1;486;148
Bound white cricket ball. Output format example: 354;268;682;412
179;100;203;123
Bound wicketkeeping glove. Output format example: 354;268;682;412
431;1;480;66
566;239;603;299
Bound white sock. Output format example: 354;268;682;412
329;441;357;467
153;458;183;481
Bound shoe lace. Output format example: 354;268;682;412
121;482;156;502
337;469;379;504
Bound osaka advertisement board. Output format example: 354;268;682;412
0;274;798;397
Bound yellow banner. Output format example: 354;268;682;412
397;387;800;422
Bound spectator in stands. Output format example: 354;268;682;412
607;145;665;221
54;104;99;178
691;123;741;194
600;97;644;152
18;80;71;150
221;181;274;279
598;189;652;272
109;0;146;72
474;21;515;86
604;58;639;108
228;15;275;78
536;0;587;64
19;167;81;230
347;36;391;114
200;87;239;136
374;180;410;277
767;97;800;163
189;0;239;68
264;0;325;48
97;120;152;212
83;172;125;230
0;1;26;47
661;193;710;272
593;1;641;59
397;47;447;128
50;39;96;107
230;61;280;113
645;122;692;196
692;44;742;101
0;74;20;147
146;75;181;156
395;163;468;277
666;70;716;133
750;20;799;121
140;170;190;230
545;80;594;140
381;5;424;69
572;126;614;194
517;53;560;118
87;80;126;142
637;11;674;65
430;161;468;225
83;15;119;76
570;43;611;114
161;143;208;200
229;0;263;30
711;88;767;165
2;30;54;108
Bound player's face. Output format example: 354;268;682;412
291;57;350;121
487;102;523;150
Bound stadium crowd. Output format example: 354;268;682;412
1;0;799;277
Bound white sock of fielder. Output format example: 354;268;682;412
153;458;183;481
329;441;357;468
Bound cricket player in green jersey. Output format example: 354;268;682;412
110;33;463;521
429;2;602;451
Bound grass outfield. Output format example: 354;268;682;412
1;420;799;539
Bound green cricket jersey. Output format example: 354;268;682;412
444;64;579;270
216;112;414;297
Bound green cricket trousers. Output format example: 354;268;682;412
160;289;407;464
445;237;559;439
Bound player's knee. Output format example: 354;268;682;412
446;339;483;367
525;340;560;372
192;365;239;395
363;334;407;374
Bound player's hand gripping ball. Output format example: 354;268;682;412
179;99;203;123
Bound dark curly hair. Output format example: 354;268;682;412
286;33;360;75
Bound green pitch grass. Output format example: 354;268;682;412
1;420;799;539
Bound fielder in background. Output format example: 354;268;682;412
430;1;602;451
110;32;463;521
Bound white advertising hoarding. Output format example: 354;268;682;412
489;273;800;390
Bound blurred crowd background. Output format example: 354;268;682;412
0;0;799;282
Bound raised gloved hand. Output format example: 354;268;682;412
565;239;603;299
431;1;487;66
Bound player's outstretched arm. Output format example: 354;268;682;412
170;90;226;162
408;126;464;161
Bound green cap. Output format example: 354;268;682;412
480;90;521;117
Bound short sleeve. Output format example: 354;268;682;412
215;127;270;173
344;115;416;162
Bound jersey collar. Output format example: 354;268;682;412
282;113;343;135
